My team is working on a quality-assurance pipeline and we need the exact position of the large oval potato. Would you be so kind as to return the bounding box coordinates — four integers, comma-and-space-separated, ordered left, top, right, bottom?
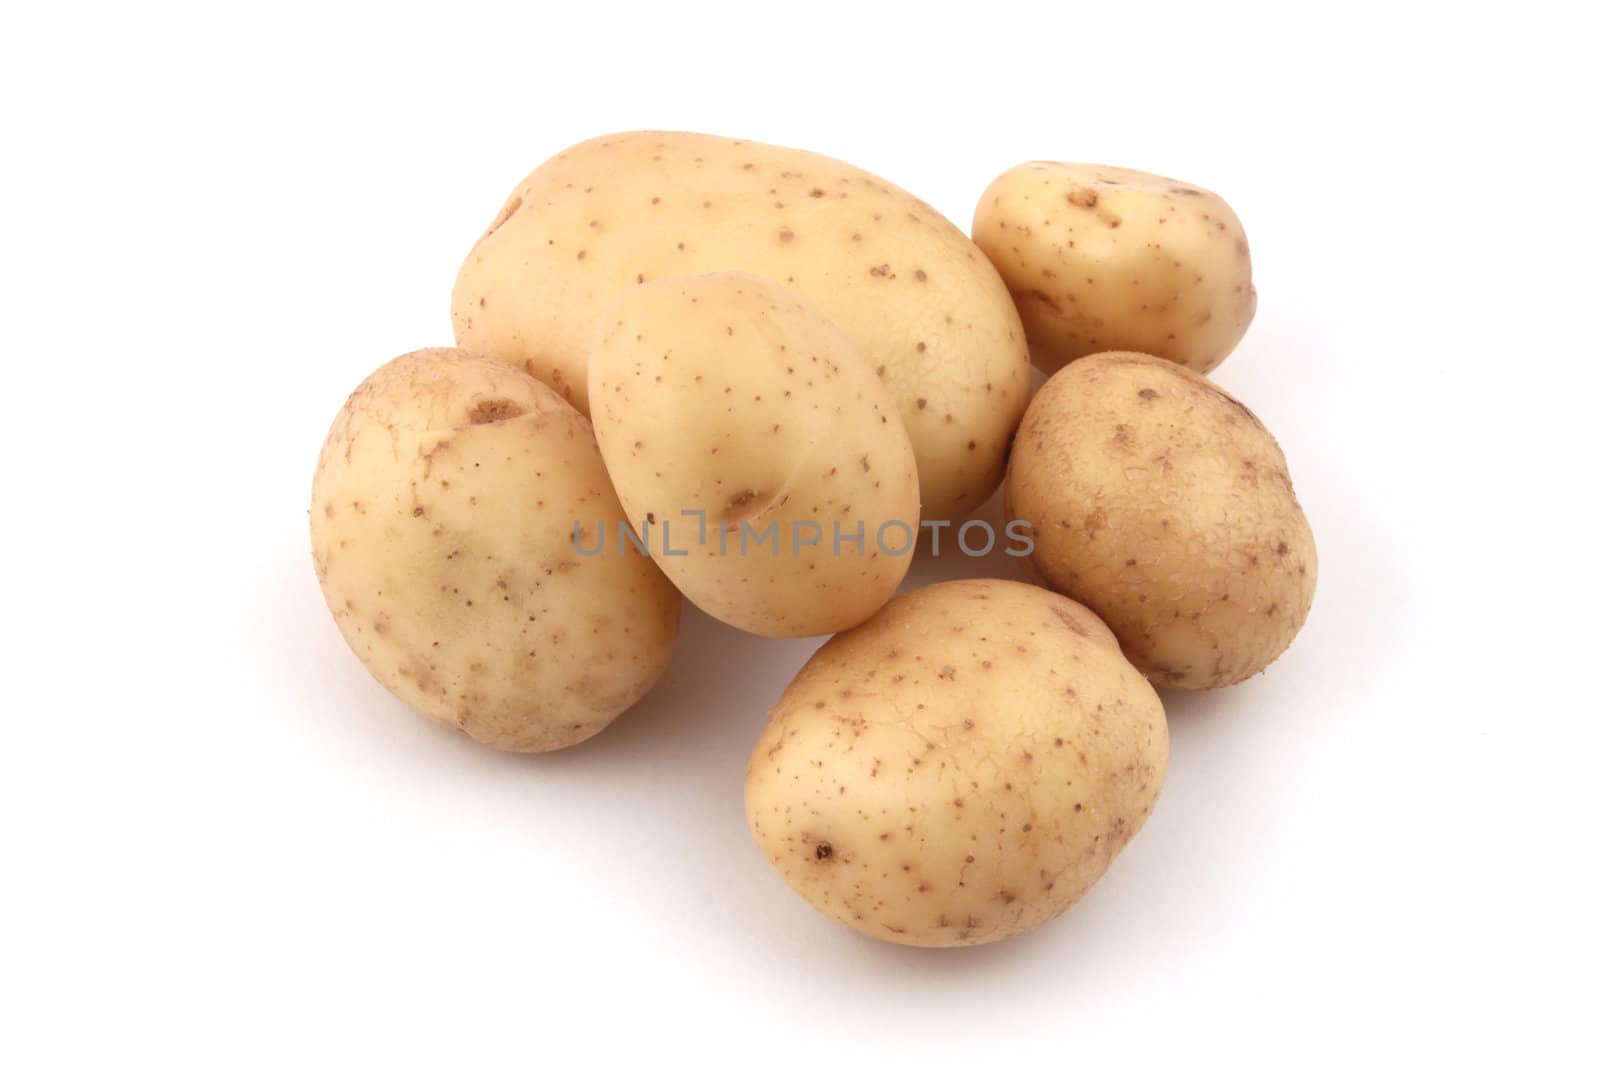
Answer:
452, 130, 1030, 520
745, 579, 1168, 947
590, 273, 919, 638
1006, 351, 1316, 689
973, 162, 1256, 375
310, 348, 680, 752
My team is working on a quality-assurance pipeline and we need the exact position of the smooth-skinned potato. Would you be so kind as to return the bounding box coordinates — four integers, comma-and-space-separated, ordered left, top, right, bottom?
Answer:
589, 273, 918, 638
745, 579, 1168, 947
1006, 351, 1316, 689
974, 162, 1256, 375
452, 130, 1030, 520
310, 348, 680, 752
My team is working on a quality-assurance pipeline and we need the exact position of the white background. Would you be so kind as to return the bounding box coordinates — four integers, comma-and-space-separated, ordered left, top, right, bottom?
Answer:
4, 2, 1595, 1062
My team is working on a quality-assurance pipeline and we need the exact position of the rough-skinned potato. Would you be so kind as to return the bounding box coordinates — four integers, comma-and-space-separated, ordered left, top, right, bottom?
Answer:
745, 579, 1168, 947
310, 348, 680, 751
973, 162, 1256, 375
1006, 351, 1315, 689
589, 273, 919, 637
452, 130, 1030, 520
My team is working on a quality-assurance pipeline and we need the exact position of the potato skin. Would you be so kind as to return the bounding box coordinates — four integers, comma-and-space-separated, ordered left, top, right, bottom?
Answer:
1005, 352, 1316, 690
973, 162, 1256, 375
310, 349, 679, 752
589, 273, 918, 638
745, 579, 1167, 947
452, 130, 1030, 520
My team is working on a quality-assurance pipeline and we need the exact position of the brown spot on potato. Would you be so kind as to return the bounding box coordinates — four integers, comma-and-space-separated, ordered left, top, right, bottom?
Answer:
1023, 288, 1063, 315
469, 398, 526, 424
722, 487, 775, 522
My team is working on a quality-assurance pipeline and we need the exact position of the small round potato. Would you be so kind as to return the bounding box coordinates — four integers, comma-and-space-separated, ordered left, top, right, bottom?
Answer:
1006, 352, 1316, 689
745, 579, 1168, 947
310, 348, 680, 752
452, 130, 1030, 520
589, 273, 919, 637
973, 162, 1256, 375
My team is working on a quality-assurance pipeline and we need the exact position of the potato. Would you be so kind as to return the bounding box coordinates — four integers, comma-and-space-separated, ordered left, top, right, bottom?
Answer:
452, 130, 1030, 520
745, 579, 1167, 947
589, 273, 919, 638
310, 348, 680, 752
973, 162, 1256, 375
1005, 352, 1315, 689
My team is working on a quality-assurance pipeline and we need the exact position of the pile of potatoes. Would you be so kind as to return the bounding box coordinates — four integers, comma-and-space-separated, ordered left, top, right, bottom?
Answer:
311, 132, 1316, 948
